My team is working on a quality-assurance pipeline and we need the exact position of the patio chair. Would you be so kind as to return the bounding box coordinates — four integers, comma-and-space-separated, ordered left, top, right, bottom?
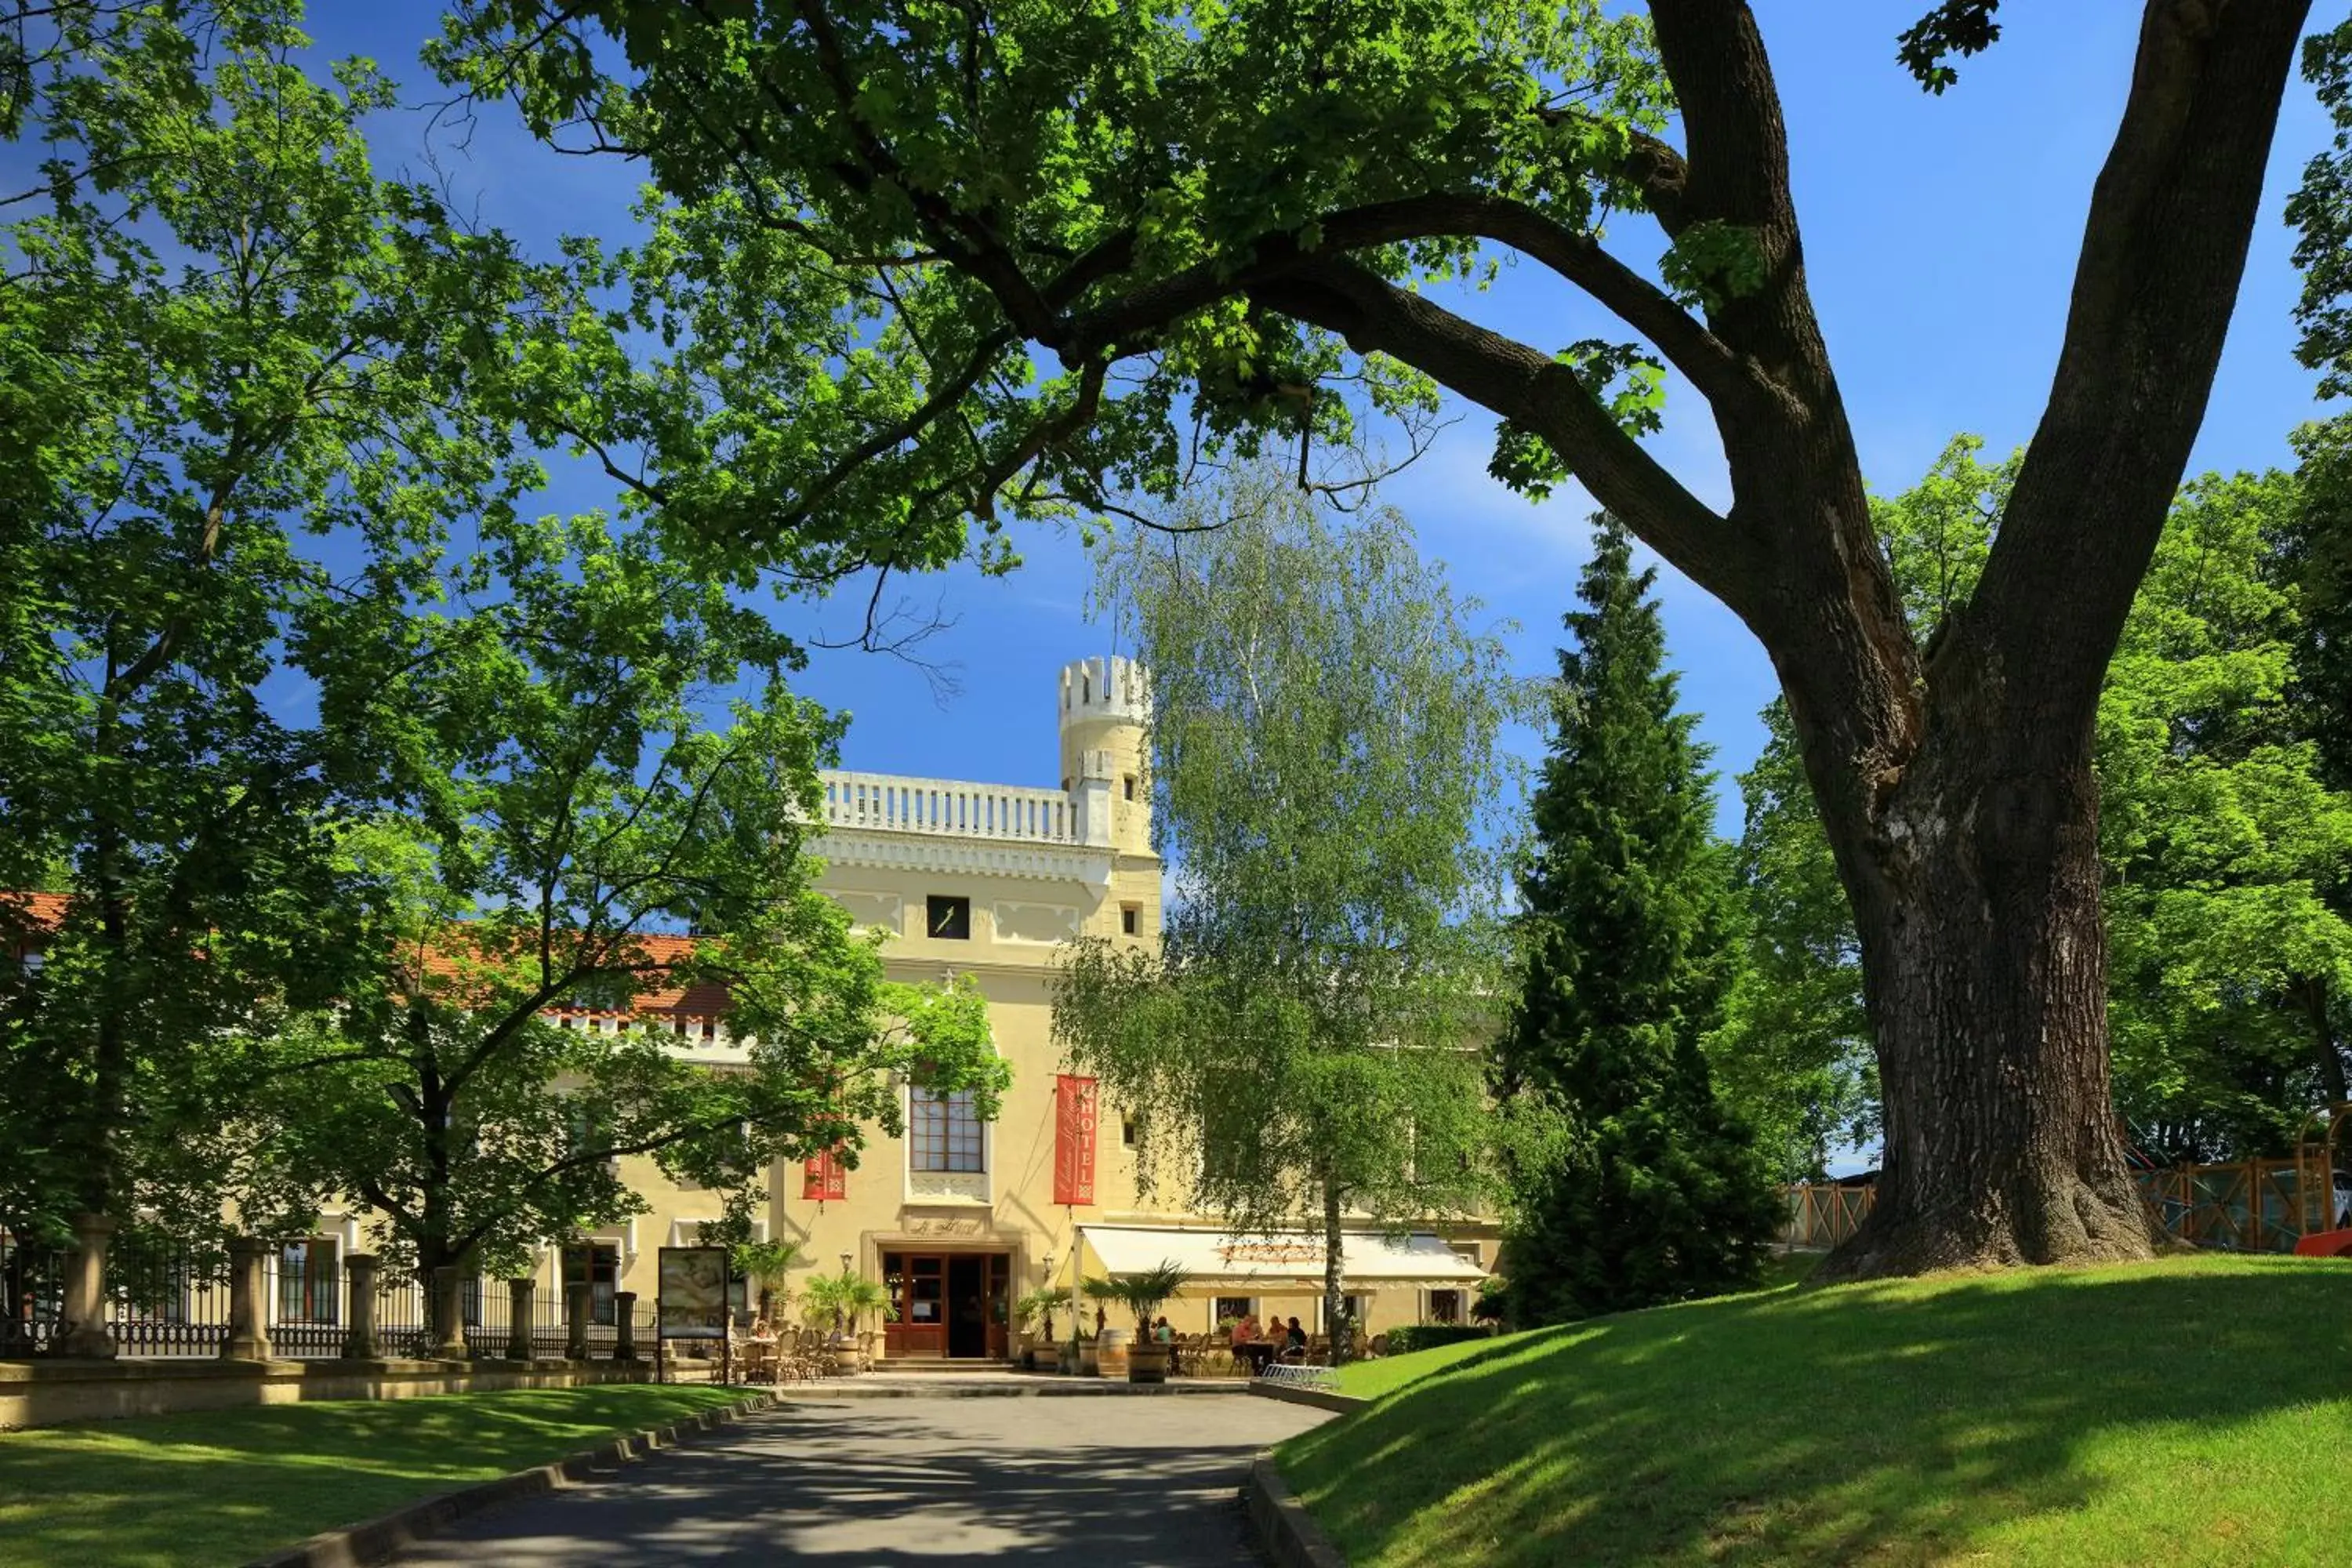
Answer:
792, 1326, 834, 1378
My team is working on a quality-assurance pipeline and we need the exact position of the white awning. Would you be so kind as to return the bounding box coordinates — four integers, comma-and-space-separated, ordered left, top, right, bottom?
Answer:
1077, 1224, 1486, 1290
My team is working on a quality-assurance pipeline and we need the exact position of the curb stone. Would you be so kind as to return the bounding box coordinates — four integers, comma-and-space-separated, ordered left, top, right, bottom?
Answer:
242, 1388, 779, 1568
775, 1379, 1254, 1399
1247, 1380, 1367, 1415
1244, 1453, 1349, 1568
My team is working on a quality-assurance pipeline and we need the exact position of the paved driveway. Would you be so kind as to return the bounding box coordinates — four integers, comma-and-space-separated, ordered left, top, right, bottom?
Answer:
393, 1392, 1331, 1566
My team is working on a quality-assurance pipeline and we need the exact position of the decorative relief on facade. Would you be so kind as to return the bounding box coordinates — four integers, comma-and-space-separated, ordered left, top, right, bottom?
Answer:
813, 828, 1115, 888
902, 1216, 989, 1237
906, 1169, 990, 1204
833, 890, 902, 935
991, 899, 1080, 945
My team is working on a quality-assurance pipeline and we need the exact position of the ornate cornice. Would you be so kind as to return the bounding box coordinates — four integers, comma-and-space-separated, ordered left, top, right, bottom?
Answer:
814, 826, 1113, 888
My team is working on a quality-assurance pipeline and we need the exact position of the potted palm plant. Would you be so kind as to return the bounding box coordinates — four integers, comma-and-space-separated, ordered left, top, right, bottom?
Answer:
732, 1239, 806, 1324
1089, 1261, 1191, 1385
1012, 1287, 1062, 1370
801, 1269, 887, 1371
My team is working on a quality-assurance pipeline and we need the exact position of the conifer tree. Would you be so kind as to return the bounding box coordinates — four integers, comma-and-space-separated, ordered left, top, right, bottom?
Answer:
1500, 517, 1780, 1322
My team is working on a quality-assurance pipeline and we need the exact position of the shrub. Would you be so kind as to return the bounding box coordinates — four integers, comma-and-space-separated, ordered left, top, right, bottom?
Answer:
1383, 1323, 1493, 1356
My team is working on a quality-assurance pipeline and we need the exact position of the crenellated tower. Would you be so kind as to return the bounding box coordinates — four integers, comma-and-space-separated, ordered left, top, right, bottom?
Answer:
1057, 655, 1152, 858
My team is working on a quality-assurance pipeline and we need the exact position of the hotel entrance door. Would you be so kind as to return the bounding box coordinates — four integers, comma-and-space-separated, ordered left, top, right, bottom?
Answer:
883, 1250, 1011, 1359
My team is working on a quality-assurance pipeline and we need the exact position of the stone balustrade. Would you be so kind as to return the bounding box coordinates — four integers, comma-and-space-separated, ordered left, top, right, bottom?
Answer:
818, 771, 1092, 847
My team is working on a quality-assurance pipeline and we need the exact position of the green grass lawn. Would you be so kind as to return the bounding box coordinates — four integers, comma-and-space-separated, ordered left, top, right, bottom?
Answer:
0, 1382, 748, 1568
1338, 1251, 1824, 1403
1283, 1253, 2352, 1566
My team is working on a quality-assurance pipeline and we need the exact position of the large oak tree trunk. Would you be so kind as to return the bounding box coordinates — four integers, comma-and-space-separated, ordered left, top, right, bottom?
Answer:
1814, 706, 2151, 1278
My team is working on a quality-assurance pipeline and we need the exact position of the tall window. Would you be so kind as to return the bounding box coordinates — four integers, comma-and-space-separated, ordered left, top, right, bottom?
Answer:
912, 1089, 985, 1172
563, 1243, 620, 1326
277, 1239, 337, 1324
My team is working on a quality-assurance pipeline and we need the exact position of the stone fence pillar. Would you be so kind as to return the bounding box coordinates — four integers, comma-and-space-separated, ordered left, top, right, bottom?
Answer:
56, 1213, 118, 1359
612, 1291, 641, 1363
565, 1280, 593, 1361
506, 1278, 536, 1362
339, 1253, 380, 1360
428, 1265, 469, 1361
221, 1237, 273, 1361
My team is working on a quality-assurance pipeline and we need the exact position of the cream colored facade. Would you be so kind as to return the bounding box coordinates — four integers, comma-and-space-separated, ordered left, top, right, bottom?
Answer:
344, 655, 1492, 1358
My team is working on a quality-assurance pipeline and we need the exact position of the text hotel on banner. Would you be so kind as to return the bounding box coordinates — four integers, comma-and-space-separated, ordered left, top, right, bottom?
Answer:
804, 1147, 847, 1202
1054, 1074, 1098, 1206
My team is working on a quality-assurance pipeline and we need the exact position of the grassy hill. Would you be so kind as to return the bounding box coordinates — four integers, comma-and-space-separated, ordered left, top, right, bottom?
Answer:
1277, 1254, 2352, 1566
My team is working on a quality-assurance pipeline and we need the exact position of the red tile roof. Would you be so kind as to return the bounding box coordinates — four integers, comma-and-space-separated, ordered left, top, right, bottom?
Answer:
0, 891, 69, 930
5, 891, 731, 1023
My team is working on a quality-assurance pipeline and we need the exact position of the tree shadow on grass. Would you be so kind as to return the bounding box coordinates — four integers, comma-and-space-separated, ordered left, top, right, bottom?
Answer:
0, 1384, 744, 1568
1279, 1257, 2352, 1567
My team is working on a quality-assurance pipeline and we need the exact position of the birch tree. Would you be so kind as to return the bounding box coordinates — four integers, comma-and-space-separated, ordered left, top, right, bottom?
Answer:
1052, 464, 1511, 1360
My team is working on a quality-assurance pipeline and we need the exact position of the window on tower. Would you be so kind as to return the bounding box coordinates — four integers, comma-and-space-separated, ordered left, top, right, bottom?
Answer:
1120, 904, 1139, 935
1122, 775, 1137, 800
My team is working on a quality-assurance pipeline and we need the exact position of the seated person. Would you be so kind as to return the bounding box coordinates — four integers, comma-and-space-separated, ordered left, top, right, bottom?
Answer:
1280, 1316, 1308, 1361
1231, 1312, 1274, 1373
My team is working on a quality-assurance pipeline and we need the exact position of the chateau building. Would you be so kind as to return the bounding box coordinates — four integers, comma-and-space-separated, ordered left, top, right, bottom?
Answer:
266, 656, 1494, 1359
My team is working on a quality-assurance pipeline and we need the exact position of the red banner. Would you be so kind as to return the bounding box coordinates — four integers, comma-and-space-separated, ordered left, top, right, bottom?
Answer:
1054, 1074, 1098, 1206
803, 1146, 847, 1202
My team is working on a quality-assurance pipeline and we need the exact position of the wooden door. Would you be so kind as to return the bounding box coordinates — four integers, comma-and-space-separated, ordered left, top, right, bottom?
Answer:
882, 1252, 946, 1358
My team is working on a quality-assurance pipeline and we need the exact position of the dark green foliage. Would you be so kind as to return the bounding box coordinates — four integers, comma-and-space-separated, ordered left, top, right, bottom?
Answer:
1708, 701, 1878, 1181
1381, 1323, 1493, 1356
1499, 517, 1780, 1323
2287, 420, 2352, 797
1897, 2, 2003, 93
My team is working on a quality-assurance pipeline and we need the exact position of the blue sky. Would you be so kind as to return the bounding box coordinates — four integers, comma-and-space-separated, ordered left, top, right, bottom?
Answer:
301, 2, 2336, 833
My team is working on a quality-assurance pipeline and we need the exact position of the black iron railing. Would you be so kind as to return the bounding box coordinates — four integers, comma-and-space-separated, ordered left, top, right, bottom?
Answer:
2, 1231, 661, 1361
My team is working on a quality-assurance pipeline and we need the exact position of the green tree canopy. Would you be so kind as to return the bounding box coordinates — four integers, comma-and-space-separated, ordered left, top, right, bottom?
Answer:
1708, 701, 1878, 1183
0, 0, 559, 1242
1726, 439, 2352, 1167
1052, 463, 1513, 1359
220, 513, 1002, 1292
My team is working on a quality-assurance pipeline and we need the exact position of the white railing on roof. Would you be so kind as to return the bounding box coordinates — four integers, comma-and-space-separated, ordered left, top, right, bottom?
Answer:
818, 771, 1080, 845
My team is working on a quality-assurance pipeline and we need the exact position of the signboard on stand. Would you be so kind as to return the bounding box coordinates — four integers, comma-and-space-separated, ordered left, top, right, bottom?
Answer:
656, 1244, 731, 1385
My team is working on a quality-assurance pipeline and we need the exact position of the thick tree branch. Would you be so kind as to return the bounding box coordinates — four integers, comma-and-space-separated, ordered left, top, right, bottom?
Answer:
1248, 258, 1757, 612
1973, 0, 2310, 720
1054, 194, 1746, 407
1320, 194, 1747, 405
1646, 2, 1801, 248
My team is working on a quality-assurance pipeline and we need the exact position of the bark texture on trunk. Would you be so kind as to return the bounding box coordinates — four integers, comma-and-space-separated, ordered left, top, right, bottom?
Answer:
2306, 978, 2348, 1109
1321, 1184, 1350, 1365
1813, 714, 2149, 1278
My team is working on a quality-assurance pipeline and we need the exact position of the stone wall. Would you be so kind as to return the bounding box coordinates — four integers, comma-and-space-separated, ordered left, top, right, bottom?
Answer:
0, 1356, 652, 1431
